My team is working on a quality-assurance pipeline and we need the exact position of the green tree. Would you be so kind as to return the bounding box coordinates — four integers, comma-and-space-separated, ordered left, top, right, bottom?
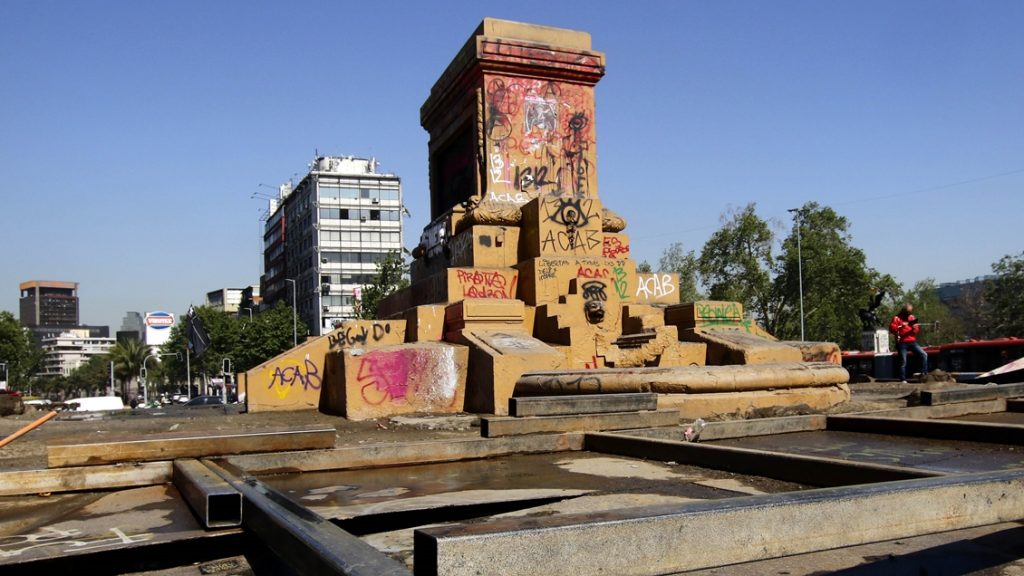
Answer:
775, 202, 879, 348
158, 303, 307, 391
110, 338, 149, 400
358, 251, 409, 319
699, 204, 778, 325
159, 306, 240, 390
657, 242, 702, 304
235, 302, 309, 371
988, 251, 1024, 337
65, 355, 113, 398
0, 311, 42, 392
636, 260, 652, 273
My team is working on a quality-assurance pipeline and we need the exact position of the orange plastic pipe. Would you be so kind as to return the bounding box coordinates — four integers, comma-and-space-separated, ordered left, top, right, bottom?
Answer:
0, 410, 58, 448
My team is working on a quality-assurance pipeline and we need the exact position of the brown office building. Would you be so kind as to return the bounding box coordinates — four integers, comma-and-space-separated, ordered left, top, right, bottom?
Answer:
19, 280, 80, 327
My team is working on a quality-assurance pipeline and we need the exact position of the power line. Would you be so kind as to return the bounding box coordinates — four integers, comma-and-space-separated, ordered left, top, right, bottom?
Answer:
833, 167, 1024, 207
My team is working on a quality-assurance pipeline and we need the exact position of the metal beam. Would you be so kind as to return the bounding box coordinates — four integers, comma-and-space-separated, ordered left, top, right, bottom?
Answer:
414, 468, 1024, 576
0, 462, 171, 496
584, 432, 940, 486
827, 414, 1024, 445
204, 460, 411, 576
922, 382, 1024, 405
47, 425, 337, 467
481, 410, 678, 438
508, 393, 657, 417
173, 459, 242, 528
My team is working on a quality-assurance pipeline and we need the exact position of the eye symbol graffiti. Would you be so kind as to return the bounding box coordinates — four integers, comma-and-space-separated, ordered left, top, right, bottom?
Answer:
581, 280, 608, 302
568, 112, 588, 133
546, 198, 591, 227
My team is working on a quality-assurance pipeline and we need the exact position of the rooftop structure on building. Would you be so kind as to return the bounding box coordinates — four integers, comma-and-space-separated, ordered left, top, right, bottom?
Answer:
37, 328, 115, 378
206, 288, 244, 313
260, 155, 404, 335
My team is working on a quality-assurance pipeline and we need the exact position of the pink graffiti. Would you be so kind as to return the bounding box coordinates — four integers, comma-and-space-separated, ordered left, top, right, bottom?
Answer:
357, 350, 412, 405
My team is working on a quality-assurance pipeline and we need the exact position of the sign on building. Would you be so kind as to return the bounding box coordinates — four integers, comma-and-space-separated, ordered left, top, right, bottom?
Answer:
144, 311, 175, 346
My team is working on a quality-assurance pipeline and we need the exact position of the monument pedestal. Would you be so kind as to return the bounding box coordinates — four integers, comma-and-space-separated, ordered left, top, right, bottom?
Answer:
861, 329, 890, 354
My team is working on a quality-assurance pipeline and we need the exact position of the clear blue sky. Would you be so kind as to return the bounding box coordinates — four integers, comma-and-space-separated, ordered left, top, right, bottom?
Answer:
2, 1, 1022, 330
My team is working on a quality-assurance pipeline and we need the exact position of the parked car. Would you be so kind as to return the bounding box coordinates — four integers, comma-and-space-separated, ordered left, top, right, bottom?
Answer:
65, 396, 125, 412
22, 398, 52, 411
184, 395, 224, 407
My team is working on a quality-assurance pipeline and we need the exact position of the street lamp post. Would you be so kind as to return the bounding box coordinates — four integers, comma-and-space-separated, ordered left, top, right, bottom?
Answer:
285, 279, 297, 347
141, 352, 178, 407
787, 208, 806, 342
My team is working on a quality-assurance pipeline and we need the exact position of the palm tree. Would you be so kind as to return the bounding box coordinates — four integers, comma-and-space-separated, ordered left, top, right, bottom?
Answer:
110, 338, 149, 402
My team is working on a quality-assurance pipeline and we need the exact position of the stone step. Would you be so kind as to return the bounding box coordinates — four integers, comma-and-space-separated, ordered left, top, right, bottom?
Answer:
508, 393, 658, 417
481, 409, 678, 438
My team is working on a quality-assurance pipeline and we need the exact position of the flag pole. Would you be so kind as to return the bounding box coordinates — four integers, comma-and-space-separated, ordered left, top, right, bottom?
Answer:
186, 347, 191, 401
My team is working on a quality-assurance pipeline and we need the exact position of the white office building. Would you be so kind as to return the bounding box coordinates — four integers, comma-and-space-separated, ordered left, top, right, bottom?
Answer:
38, 329, 115, 377
261, 156, 404, 335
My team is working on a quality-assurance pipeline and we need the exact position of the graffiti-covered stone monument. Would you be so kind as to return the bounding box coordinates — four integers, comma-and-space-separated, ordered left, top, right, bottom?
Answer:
246, 18, 850, 420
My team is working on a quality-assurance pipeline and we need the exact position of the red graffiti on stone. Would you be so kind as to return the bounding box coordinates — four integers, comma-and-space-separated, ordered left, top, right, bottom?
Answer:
457, 270, 516, 299
576, 266, 610, 279
602, 236, 629, 258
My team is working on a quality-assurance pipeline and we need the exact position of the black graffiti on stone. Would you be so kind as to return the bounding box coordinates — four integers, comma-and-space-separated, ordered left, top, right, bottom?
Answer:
545, 198, 593, 228
541, 375, 602, 394
541, 229, 601, 253
581, 280, 608, 302
328, 323, 393, 348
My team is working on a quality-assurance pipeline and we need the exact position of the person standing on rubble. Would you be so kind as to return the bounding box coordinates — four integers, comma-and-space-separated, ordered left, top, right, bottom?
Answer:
889, 302, 928, 382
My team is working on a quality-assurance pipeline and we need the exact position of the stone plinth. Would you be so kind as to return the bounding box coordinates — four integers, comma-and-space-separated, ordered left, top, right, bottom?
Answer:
421, 18, 606, 219
320, 342, 468, 421
245, 320, 405, 413
462, 329, 564, 415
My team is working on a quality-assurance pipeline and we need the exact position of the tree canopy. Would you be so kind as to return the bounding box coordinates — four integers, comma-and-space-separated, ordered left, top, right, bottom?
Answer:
0, 311, 41, 392
157, 303, 307, 389
988, 251, 1024, 337
657, 242, 702, 304
697, 203, 778, 327
358, 250, 409, 319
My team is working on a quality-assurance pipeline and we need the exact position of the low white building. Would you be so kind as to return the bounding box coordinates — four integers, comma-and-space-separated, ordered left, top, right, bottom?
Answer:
38, 329, 115, 377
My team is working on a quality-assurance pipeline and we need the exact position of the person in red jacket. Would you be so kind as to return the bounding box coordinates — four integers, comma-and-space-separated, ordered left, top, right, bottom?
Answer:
889, 303, 929, 382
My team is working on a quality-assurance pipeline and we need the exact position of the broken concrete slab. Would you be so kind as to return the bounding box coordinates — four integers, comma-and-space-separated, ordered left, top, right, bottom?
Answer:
310, 488, 592, 521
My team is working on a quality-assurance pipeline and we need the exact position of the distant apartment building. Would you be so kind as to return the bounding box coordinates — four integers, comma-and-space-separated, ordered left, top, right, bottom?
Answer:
19, 280, 109, 343
937, 275, 997, 304
37, 329, 115, 377
117, 311, 145, 343
261, 156, 404, 335
206, 288, 244, 313
20, 280, 79, 327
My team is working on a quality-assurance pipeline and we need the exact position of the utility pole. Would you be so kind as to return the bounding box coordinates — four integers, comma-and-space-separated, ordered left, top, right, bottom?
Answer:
788, 208, 807, 342
285, 278, 297, 347
185, 347, 192, 401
